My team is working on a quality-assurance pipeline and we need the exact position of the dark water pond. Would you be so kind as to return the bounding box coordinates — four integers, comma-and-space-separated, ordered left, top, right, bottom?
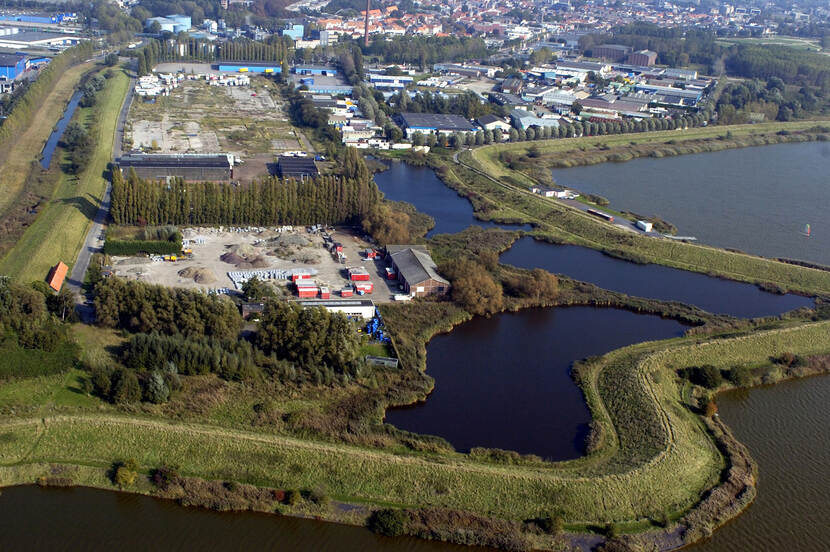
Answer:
552, 142, 830, 266
0, 485, 491, 552
501, 236, 814, 319
385, 306, 687, 460
40, 90, 83, 169
374, 162, 531, 237
692, 375, 830, 552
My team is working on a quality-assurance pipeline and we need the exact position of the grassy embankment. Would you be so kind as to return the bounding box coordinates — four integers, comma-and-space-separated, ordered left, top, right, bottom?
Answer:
1, 320, 830, 548
0, 62, 93, 216
449, 129, 830, 297
0, 67, 130, 283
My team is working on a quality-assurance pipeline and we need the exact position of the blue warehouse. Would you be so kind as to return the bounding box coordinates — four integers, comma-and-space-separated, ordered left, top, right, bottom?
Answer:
293, 65, 337, 76
0, 53, 26, 80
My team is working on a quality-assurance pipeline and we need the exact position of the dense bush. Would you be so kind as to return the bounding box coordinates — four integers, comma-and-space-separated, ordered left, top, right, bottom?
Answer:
368, 509, 408, 537
255, 300, 364, 376
103, 239, 182, 256
94, 277, 242, 340
678, 365, 724, 389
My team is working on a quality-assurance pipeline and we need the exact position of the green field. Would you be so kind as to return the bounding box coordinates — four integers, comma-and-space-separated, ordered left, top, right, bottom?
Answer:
0, 320, 828, 544
0, 68, 130, 283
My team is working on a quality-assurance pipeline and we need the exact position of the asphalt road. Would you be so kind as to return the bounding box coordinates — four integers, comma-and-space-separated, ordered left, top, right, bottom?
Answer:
66, 59, 135, 319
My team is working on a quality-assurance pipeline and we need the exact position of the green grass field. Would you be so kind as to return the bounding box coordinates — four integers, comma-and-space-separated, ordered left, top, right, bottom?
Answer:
0, 320, 828, 533
0, 68, 130, 283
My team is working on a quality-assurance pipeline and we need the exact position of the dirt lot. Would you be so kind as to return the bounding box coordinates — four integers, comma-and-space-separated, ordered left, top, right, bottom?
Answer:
125, 77, 301, 179
111, 226, 401, 302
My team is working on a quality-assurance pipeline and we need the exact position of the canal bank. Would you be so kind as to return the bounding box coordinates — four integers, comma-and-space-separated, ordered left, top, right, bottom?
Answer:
551, 141, 830, 267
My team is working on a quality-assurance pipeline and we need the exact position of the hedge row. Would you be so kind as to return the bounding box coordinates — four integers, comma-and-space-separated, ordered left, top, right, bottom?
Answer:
103, 239, 182, 256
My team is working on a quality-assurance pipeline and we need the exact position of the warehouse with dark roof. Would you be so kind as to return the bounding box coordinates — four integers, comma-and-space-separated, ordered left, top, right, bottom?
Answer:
387, 245, 449, 298
398, 112, 478, 138
118, 153, 234, 181
276, 156, 319, 180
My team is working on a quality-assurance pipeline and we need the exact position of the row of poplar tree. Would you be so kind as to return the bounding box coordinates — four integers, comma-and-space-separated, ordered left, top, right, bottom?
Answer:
110, 169, 381, 227
136, 37, 291, 76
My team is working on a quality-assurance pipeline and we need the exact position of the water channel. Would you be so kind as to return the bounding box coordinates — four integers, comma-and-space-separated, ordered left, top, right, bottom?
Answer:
551, 141, 830, 266
374, 162, 531, 236
40, 90, 83, 169
500, 237, 814, 319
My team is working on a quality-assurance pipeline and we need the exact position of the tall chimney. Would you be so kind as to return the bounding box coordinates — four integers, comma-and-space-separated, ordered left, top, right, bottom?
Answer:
364, 0, 370, 47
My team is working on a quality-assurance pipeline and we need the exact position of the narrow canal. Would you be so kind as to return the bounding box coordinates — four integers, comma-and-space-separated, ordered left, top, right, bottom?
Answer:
40, 90, 83, 169
374, 162, 531, 236
500, 237, 814, 319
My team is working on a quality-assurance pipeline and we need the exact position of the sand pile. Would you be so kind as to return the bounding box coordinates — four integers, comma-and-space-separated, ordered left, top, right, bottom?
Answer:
227, 243, 257, 257
220, 252, 245, 265
178, 267, 217, 284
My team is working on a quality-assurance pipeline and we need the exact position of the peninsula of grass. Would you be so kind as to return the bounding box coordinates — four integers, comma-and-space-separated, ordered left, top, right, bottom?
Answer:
440, 142, 830, 297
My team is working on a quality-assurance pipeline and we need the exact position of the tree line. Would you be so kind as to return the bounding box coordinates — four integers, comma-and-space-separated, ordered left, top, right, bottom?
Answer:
363, 36, 491, 71
110, 169, 380, 226
0, 42, 95, 161
136, 36, 291, 76
715, 77, 828, 123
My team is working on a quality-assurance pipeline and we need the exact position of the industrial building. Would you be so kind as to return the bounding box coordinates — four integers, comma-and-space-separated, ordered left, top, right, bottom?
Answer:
398, 112, 477, 138
627, 49, 657, 66
297, 299, 376, 319
276, 155, 319, 180
216, 61, 282, 73
0, 53, 25, 80
591, 44, 632, 62
145, 14, 192, 33
118, 153, 234, 181
293, 65, 337, 76
387, 245, 449, 298
0, 12, 75, 25
0, 30, 79, 49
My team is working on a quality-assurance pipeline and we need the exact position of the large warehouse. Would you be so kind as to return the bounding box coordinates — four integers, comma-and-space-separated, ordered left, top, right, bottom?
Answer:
0, 53, 26, 79
276, 155, 319, 180
118, 153, 234, 181
0, 30, 79, 49
216, 61, 282, 73
387, 245, 449, 298
398, 112, 478, 138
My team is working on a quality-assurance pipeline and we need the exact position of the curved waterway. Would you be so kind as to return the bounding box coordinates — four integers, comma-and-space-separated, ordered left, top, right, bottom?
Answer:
40, 90, 83, 169
385, 307, 687, 460
552, 141, 830, 266
501, 237, 814, 319
374, 162, 531, 236
0, 485, 491, 552
693, 375, 830, 552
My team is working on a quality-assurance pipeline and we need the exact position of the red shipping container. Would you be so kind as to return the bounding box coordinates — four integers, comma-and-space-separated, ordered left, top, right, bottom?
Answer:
385, 267, 396, 280
354, 282, 373, 293
291, 273, 311, 282
340, 287, 353, 297
320, 287, 330, 299
348, 268, 370, 281
298, 289, 317, 298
